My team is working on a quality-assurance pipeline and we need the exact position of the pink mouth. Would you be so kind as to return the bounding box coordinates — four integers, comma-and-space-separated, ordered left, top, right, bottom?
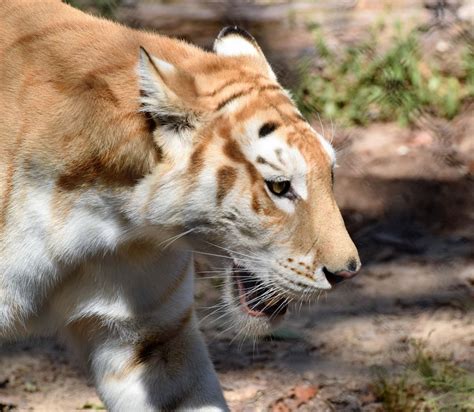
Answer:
233, 264, 288, 318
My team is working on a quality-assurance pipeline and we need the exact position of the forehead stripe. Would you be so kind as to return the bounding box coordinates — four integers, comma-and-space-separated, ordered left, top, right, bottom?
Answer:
202, 79, 241, 97
215, 88, 252, 111
202, 74, 266, 98
256, 155, 284, 173
215, 84, 281, 112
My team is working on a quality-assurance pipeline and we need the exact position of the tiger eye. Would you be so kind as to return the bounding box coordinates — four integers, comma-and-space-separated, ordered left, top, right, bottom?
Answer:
266, 180, 291, 196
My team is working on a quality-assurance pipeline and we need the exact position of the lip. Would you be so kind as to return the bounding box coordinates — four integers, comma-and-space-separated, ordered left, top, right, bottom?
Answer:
232, 264, 288, 318
323, 267, 346, 286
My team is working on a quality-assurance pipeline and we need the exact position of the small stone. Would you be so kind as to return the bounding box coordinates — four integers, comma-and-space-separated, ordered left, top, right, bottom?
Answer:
396, 145, 410, 156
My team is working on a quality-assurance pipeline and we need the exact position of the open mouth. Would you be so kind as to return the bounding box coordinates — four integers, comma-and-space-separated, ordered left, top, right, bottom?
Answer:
233, 264, 288, 318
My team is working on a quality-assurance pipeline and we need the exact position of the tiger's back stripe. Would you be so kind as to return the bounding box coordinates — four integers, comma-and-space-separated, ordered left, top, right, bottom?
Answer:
10, 21, 97, 50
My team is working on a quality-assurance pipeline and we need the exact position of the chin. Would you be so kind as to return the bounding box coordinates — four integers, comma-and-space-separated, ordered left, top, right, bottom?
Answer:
222, 264, 289, 338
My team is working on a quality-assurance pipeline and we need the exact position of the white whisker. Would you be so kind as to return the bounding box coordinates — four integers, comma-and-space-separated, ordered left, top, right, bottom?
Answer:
158, 228, 195, 250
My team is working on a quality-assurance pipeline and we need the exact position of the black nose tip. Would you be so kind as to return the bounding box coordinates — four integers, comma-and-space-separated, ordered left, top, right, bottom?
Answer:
323, 265, 360, 286
347, 258, 358, 273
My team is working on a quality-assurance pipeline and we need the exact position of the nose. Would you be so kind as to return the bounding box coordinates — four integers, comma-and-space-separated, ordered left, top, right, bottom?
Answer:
323, 261, 360, 286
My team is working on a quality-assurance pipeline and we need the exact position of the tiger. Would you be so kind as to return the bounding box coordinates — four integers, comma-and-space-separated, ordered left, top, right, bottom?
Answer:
0, 0, 361, 411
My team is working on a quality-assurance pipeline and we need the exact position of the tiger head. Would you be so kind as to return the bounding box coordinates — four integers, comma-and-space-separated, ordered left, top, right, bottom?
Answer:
136, 27, 360, 336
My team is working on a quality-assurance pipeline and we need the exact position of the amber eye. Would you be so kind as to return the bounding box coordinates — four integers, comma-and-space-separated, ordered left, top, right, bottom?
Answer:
266, 180, 291, 196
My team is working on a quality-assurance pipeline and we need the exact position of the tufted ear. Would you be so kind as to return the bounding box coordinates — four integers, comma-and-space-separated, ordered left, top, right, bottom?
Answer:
213, 26, 277, 81
138, 47, 199, 136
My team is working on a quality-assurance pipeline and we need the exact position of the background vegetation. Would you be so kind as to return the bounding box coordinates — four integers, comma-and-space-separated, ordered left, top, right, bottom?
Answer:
373, 341, 474, 411
297, 21, 474, 126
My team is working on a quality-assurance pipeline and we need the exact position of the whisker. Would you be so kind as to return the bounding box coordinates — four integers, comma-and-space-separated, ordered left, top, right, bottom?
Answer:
203, 241, 268, 263
190, 251, 236, 260
317, 111, 326, 139
191, 250, 271, 265
158, 228, 195, 250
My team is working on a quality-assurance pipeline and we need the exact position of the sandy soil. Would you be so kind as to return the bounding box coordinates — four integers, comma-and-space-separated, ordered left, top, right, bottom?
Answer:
1, 118, 473, 411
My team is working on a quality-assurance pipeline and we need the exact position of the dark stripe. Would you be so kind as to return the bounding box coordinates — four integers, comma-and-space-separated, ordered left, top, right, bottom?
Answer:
258, 84, 281, 93
134, 307, 193, 365
83, 73, 119, 107
10, 21, 96, 49
223, 139, 259, 183
215, 84, 280, 112
57, 154, 141, 190
216, 89, 252, 111
256, 156, 284, 172
201, 79, 241, 97
259, 122, 279, 138
216, 166, 238, 206
188, 140, 208, 176
251, 192, 261, 214
275, 148, 286, 166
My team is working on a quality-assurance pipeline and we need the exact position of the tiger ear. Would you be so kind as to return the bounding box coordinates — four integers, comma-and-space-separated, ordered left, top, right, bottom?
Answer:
138, 47, 198, 136
213, 26, 277, 81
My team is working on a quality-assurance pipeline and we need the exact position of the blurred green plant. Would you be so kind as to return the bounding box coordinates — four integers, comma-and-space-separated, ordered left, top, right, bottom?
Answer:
296, 23, 473, 127
371, 340, 474, 411
63, 0, 119, 17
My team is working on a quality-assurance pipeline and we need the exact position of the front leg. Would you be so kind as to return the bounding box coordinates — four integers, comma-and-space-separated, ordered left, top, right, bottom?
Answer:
65, 310, 228, 412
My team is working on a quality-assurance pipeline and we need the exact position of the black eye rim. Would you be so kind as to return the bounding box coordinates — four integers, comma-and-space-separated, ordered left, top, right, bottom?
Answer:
265, 179, 292, 197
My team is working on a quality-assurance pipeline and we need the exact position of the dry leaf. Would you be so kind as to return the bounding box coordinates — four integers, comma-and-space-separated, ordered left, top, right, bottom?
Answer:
292, 384, 318, 406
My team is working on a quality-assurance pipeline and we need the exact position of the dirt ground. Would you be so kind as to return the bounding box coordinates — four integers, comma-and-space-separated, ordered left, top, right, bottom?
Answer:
1, 116, 473, 411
